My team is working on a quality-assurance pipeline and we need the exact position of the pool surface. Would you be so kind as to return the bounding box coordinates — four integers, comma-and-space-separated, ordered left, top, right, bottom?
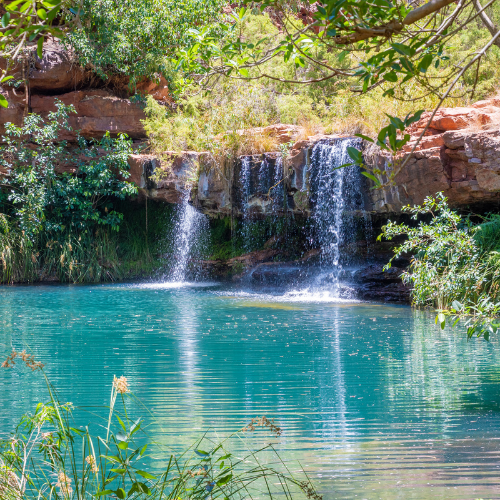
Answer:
1, 282, 499, 499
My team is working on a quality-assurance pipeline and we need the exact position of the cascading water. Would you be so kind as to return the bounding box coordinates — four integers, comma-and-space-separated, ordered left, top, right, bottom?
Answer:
270, 156, 285, 215
239, 157, 253, 252
309, 138, 366, 295
167, 189, 209, 283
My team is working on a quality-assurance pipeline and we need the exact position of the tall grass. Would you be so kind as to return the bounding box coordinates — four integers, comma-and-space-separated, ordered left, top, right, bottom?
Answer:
0, 351, 321, 500
0, 202, 176, 285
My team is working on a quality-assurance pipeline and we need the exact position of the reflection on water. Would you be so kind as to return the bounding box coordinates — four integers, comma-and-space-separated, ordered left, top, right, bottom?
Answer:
1, 284, 500, 499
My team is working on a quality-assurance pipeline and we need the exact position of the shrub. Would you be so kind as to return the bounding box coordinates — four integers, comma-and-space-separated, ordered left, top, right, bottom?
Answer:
65, 0, 224, 85
381, 193, 500, 340
0, 102, 146, 284
1, 101, 136, 237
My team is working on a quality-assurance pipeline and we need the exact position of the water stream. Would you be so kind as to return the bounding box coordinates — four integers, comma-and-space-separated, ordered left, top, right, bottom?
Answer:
239, 156, 254, 252
167, 189, 209, 282
309, 138, 366, 294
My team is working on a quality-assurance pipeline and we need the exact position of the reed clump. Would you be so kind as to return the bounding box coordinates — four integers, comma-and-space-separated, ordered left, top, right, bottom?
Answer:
0, 355, 322, 500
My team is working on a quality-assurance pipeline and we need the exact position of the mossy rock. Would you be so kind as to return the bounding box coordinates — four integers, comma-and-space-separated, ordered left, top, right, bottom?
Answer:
293, 191, 309, 211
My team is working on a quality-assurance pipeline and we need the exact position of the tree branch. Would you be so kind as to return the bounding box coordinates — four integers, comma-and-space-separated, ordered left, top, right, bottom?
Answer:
332, 0, 459, 45
472, 0, 500, 48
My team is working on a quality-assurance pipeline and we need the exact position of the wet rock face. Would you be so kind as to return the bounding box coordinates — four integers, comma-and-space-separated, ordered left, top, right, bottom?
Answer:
129, 152, 214, 204
369, 98, 500, 213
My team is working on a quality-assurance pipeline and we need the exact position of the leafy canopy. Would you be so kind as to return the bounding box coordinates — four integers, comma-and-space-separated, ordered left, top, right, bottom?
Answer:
65, 0, 224, 84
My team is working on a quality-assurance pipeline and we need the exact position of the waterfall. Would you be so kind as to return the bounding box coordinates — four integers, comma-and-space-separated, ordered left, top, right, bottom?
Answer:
309, 138, 366, 293
271, 156, 285, 215
239, 157, 253, 252
167, 189, 209, 283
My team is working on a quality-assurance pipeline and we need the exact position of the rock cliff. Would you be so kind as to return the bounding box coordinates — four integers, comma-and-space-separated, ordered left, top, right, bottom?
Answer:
370, 98, 500, 213
0, 38, 170, 140
3, 39, 500, 218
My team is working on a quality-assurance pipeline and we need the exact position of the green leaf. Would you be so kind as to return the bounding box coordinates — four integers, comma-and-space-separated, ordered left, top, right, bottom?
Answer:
37, 37, 44, 59
1, 76, 14, 83
117, 441, 128, 450
110, 468, 126, 474
418, 53, 433, 73
0, 95, 8, 108
347, 146, 362, 163
391, 43, 416, 57
37, 8, 47, 20
383, 71, 398, 83
95, 490, 113, 497
195, 449, 210, 457
115, 488, 126, 499
5, 0, 24, 12
451, 300, 463, 312
130, 418, 141, 435
355, 133, 374, 143
338, 50, 348, 62
137, 482, 151, 494
46, 5, 61, 22
1, 12, 10, 27
238, 67, 249, 77
135, 470, 157, 480
127, 483, 139, 496
115, 415, 127, 432
436, 313, 446, 329
361, 171, 380, 187
217, 473, 233, 486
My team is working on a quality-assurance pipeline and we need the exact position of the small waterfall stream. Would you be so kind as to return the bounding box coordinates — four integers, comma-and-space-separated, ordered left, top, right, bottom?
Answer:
167, 189, 209, 283
239, 157, 253, 252
309, 138, 366, 294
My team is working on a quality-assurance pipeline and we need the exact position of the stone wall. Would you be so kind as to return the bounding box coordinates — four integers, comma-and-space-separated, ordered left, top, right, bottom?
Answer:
369, 98, 500, 213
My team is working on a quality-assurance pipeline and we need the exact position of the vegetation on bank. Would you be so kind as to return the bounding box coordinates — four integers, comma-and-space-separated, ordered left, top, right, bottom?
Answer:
144, 5, 500, 162
0, 354, 321, 500
382, 193, 500, 340
0, 103, 151, 284
64, 0, 224, 86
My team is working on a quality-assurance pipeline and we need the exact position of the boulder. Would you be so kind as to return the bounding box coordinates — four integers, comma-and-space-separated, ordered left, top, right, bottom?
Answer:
30, 90, 146, 140
0, 38, 88, 93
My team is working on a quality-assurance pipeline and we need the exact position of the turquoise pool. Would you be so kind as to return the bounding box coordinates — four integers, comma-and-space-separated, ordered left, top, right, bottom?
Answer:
1, 282, 499, 499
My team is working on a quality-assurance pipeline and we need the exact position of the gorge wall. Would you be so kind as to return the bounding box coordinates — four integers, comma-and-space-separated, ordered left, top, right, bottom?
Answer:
3, 40, 500, 300
3, 38, 500, 218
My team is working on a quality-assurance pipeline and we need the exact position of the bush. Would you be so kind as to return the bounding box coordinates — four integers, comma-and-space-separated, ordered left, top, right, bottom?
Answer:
381, 193, 500, 340
0, 102, 147, 284
65, 0, 224, 85
1, 101, 136, 237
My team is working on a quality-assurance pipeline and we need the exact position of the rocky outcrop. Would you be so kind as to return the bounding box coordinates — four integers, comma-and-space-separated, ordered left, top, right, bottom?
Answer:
0, 38, 171, 140
369, 98, 500, 212
128, 152, 214, 204
30, 90, 147, 140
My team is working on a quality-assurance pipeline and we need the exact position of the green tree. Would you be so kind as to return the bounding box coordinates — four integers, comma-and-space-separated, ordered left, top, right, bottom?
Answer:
64, 0, 224, 85
174, 0, 500, 176
0, 101, 137, 237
